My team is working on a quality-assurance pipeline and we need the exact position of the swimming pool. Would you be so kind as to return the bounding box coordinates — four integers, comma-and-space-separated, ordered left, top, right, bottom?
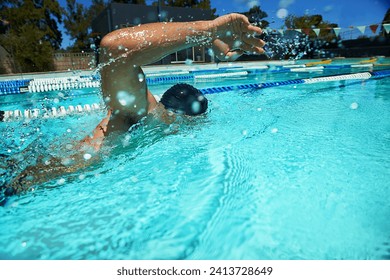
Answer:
1, 59, 390, 259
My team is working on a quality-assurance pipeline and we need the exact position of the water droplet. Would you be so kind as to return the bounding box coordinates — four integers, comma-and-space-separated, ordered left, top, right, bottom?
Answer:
242, 130, 248, 136
131, 176, 138, 183
276, 8, 288, 19
57, 178, 66, 185
21, 242, 27, 247
185, 59, 193, 65
117, 91, 136, 106
79, 174, 86, 180
191, 101, 201, 113
61, 158, 72, 166
233, 40, 242, 48
271, 128, 278, 133
83, 153, 92, 160
350, 102, 359, 110
137, 108, 146, 115
138, 73, 144, 82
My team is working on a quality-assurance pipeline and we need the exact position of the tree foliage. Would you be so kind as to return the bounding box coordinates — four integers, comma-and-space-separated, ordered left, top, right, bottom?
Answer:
284, 14, 338, 41
242, 5, 269, 29
63, 0, 109, 51
63, 0, 91, 51
0, 0, 62, 72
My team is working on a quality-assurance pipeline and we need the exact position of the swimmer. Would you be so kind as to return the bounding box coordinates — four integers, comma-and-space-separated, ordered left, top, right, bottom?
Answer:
1, 13, 265, 201
81, 13, 265, 149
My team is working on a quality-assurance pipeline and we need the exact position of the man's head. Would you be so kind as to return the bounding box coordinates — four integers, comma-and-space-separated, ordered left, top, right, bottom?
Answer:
160, 83, 208, 116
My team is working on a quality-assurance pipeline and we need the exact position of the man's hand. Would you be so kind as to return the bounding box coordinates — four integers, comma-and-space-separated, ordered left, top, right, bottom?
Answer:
211, 13, 265, 61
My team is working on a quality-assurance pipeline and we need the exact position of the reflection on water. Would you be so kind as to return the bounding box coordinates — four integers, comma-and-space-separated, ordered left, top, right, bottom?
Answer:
0, 75, 389, 259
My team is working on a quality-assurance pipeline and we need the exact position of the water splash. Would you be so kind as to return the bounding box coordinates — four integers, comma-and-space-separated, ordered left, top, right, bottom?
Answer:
260, 31, 334, 60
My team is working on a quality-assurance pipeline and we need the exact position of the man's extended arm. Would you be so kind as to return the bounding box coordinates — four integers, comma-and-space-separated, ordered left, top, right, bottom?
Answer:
98, 13, 265, 134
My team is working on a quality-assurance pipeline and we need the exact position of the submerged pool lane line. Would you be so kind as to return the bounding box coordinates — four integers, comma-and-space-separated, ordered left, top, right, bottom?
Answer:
1, 69, 390, 122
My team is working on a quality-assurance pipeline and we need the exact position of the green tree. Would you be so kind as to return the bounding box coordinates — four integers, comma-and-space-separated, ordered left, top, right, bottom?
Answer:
0, 0, 62, 72
63, 0, 91, 51
89, 0, 108, 19
64, 0, 155, 51
242, 5, 269, 29
284, 14, 338, 41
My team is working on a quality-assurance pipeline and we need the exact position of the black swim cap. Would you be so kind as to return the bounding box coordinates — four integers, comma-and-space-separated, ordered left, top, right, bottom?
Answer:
160, 83, 208, 116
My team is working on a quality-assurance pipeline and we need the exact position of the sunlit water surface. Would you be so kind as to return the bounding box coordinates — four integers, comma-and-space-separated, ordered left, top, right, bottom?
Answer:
1, 71, 389, 259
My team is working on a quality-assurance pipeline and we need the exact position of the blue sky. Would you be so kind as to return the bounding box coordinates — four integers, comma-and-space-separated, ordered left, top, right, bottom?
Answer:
58, 0, 389, 48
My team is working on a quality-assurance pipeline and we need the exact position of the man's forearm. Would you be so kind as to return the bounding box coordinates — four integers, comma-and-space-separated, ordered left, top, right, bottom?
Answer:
100, 20, 215, 66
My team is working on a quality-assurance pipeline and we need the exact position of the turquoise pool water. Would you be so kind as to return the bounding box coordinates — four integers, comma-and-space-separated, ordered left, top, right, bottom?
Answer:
0, 64, 390, 259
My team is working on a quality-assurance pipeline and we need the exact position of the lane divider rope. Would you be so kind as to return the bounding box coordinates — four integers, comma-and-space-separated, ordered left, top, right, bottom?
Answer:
200, 70, 390, 94
0, 62, 387, 95
1, 70, 389, 122
1, 103, 102, 122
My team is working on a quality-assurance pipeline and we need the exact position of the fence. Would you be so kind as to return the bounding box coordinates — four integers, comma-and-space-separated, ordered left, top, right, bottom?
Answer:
0, 52, 96, 74
53, 52, 96, 71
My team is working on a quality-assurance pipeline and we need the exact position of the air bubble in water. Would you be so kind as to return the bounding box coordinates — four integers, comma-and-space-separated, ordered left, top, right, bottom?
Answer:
271, 128, 278, 133
185, 59, 193, 65
138, 73, 144, 82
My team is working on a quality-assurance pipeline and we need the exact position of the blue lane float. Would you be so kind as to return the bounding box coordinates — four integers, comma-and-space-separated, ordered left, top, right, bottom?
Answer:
0, 79, 31, 95
199, 70, 390, 95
